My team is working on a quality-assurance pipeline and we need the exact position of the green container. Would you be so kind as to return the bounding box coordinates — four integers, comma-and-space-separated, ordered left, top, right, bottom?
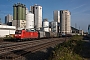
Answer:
17, 5, 22, 20
22, 6, 26, 20
13, 6, 17, 20
13, 3, 26, 20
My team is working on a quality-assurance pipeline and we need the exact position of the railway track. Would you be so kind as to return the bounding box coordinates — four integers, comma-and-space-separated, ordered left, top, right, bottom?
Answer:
0, 38, 66, 60
0, 39, 51, 54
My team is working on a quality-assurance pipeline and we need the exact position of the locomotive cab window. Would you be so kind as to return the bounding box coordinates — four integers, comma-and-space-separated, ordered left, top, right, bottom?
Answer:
15, 30, 22, 34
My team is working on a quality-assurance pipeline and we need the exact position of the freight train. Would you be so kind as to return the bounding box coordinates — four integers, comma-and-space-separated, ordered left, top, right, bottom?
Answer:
14, 28, 53, 40
14, 28, 72, 41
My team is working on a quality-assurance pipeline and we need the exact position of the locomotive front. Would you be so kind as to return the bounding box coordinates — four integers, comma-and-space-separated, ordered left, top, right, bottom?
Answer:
14, 30, 23, 39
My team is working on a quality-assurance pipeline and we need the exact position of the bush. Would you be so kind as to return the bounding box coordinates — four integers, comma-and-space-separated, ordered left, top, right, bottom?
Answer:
48, 35, 86, 60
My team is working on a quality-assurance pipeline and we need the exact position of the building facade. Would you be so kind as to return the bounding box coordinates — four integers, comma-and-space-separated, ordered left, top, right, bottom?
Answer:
12, 3, 26, 29
53, 11, 60, 33
53, 11, 60, 23
60, 10, 71, 35
0, 25, 16, 37
43, 19, 49, 32
30, 4, 42, 30
5, 14, 13, 26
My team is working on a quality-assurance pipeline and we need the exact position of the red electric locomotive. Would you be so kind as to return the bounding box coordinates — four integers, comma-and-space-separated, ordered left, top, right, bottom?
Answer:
14, 29, 39, 40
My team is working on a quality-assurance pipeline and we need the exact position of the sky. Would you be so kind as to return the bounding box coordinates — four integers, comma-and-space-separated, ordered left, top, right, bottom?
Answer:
0, 0, 90, 32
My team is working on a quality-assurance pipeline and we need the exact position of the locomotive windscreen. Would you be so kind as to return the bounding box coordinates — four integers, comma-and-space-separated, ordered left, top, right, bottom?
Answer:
15, 30, 22, 34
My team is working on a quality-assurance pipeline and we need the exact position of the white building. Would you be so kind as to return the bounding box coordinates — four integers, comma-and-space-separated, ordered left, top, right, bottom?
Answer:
53, 11, 60, 23
26, 13, 34, 29
43, 19, 49, 32
60, 10, 71, 35
79, 30, 83, 35
5, 14, 13, 26
0, 25, 16, 37
51, 21, 58, 32
30, 4, 42, 30
50, 21, 59, 37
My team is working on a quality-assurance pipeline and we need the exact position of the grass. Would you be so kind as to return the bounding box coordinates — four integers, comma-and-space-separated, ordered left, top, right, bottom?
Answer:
48, 35, 88, 60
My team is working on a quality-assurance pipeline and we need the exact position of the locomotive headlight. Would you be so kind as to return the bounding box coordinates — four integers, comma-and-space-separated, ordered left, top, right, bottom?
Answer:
15, 35, 17, 36
19, 35, 21, 36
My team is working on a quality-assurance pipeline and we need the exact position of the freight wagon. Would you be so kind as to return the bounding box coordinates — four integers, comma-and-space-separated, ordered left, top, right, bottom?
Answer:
38, 31, 50, 38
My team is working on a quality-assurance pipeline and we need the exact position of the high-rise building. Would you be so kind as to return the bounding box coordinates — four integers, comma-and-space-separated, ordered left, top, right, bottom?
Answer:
5, 14, 13, 26
30, 4, 42, 30
60, 10, 71, 35
53, 11, 60, 33
53, 11, 60, 23
12, 3, 26, 29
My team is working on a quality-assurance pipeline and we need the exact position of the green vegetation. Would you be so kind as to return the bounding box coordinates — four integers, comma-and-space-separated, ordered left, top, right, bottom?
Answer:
0, 35, 15, 41
48, 35, 89, 60
70, 35, 83, 40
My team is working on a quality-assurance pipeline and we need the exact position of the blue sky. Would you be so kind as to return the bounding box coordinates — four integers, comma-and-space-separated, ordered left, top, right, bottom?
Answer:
0, 0, 90, 32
